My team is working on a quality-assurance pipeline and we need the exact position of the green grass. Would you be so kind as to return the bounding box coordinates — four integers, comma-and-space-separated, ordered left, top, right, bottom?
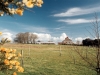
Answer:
1, 44, 97, 75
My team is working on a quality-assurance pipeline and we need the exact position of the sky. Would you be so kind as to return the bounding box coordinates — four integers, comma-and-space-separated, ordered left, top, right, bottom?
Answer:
1, 0, 100, 43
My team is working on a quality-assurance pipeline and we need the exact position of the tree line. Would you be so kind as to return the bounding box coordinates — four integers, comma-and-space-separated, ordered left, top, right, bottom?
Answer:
14, 32, 38, 44
82, 38, 100, 47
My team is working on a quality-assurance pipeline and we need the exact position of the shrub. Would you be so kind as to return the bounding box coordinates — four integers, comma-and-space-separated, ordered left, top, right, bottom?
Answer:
0, 32, 23, 75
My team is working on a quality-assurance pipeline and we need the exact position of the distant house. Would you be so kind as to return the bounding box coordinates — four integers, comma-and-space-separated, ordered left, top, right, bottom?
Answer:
41, 42, 55, 45
58, 37, 73, 45
36, 41, 55, 45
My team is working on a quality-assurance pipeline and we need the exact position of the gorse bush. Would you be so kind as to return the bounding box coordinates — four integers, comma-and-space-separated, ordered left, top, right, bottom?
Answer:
0, 32, 23, 75
0, 0, 43, 16
0, 0, 43, 74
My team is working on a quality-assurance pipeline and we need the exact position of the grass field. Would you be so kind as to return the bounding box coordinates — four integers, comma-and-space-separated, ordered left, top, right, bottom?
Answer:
0, 44, 97, 75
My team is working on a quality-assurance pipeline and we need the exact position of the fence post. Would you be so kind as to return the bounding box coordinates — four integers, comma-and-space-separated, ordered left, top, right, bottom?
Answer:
86, 48, 88, 58
21, 50, 24, 67
29, 46, 30, 57
59, 45, 62, 56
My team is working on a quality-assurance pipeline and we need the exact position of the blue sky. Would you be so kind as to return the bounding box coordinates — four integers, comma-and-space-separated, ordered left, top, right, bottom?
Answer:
1, 0, 100, 43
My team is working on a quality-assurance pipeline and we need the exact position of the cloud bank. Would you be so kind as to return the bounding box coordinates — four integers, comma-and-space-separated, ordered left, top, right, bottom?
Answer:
75, 36, 90, 44
57, 19, 94, 24
53, 6, 100, 17
0, 29, 16, 43
53, 5, 100, 24
0, 30, 91, 44
0, 32, 13, 41
33, 32, 67, 43
58, 19, 92, 24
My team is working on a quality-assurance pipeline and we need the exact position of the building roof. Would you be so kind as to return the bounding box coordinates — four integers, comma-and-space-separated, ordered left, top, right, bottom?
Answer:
64, 37, 72, 41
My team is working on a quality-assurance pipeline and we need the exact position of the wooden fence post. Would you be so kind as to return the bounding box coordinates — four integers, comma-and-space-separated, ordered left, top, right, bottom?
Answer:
59, 46, 62, 56
29, 46, 30, 57
86, 49, 88, 58
21, 50, 24, 67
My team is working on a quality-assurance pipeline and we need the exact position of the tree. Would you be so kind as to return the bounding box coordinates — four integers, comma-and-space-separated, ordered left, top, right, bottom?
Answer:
92, 13, 100, 75
24, 32, 30, 44
75, 13, 100, 75
0, 1, 43, 75
14, 33, 24, 43
29, 33, 38, 44
14, 32, 38, 44
0, 0, 43, 16
0, 32, 24, 75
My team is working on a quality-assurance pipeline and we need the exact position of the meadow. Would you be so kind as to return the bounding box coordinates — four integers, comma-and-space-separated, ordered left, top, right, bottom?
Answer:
0, 44, 97, 75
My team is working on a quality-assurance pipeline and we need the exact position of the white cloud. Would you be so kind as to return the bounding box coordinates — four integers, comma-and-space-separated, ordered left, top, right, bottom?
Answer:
75, 37, 90, 44
58, 18, 100, 24
59, 33, 67, 41
23, 25, 51, 33
1, 32, 13, 40
0, 29, 71, 44
0, 29, 16, 42
53, 6, 100, 17
33, 32, 68, 43
75, 37, 83, 42
0, 21, 51, 34
75, 37, 83, 44
33, 33, 52, 41
25, 27, 48, 33
58, 19, 92, 24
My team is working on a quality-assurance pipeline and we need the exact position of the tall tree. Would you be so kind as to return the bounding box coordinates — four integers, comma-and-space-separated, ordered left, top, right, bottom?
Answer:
14, 33, 24, 43
24, 32, 30, 44
29, 33, 38, 44
14, 32, 38, 44
75, 13, 100, 75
